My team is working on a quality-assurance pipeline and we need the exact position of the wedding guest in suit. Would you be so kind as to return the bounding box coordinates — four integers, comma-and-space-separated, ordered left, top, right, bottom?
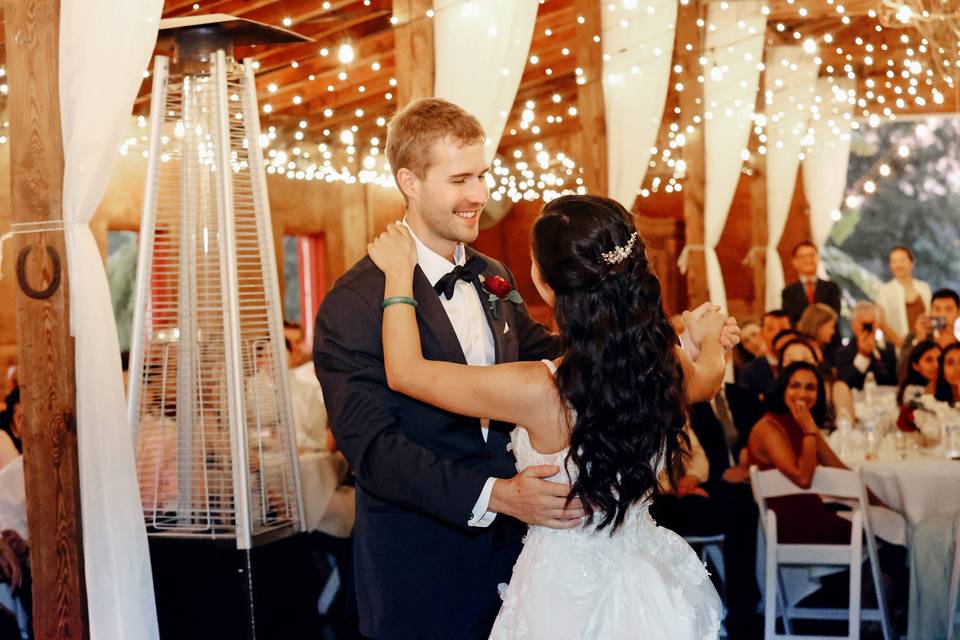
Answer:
733, 320, 764, 383
737, 312, 793, 399
781, 241, 841, 325
875, 246, 931, 349
898, 288, 960, 375
834, 301, 899, 389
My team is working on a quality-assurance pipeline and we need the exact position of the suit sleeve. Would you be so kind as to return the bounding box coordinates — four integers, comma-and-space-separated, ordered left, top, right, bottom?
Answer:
314, 284, 489, 529
827, 282, 842, 315
499, 264, 562, 361
782, 286, 801, 325
837, 357, 867, 390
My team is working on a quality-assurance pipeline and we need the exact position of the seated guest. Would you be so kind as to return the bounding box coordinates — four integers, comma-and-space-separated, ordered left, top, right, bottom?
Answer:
875, 246, 931, 349
0, 433, 16, 473
283, 321, 312, 368
797, 302, 839, 368
896, 340, 941, 432
0, 389, 20, 454
0, 532, 28, 640
653, 403, 762, 638
285, 337, 331, 453
739, 328, 799, 401
797, 303, 839, 367
651, 424, 713, 536
896, 340, 940, 407
935, 342, 960, 405
898, 288, 960, 374
779, 337, 855, 427
733, 320, 764, 383
745, 362, 853, 544
781, 241, 842, 325
834, 301, 899, 389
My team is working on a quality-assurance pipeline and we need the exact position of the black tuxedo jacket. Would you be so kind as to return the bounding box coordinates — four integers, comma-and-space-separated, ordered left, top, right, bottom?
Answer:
834, 341, 899, 389
738, 356, 776, 400
314, 248, 559, 640
782, 279, 842, 325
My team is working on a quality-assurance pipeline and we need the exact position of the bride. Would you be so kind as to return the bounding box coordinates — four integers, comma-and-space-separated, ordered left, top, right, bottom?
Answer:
368, 194, 724, 639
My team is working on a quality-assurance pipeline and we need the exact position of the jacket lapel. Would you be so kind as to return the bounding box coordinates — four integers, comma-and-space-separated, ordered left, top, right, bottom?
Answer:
412, 266, 468, 365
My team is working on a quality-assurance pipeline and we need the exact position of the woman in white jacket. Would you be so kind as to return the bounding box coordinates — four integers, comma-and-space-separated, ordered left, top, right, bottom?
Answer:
875, 246, 931, 349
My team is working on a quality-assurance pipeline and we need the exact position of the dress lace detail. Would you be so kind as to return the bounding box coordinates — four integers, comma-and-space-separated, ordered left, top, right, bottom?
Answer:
489, 369, 722, 639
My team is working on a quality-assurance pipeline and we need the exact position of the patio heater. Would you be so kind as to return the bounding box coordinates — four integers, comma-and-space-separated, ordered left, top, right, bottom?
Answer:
126, 15, 315, 638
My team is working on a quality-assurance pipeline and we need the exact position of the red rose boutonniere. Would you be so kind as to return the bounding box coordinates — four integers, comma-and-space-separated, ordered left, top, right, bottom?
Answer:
481, 274, 524, 319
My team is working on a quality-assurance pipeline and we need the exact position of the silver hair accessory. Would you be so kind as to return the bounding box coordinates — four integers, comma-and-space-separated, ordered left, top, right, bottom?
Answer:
601, 232, 638, 265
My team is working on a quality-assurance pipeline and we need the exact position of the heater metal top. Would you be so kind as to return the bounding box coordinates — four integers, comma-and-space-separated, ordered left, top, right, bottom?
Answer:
158, 13, 314, 45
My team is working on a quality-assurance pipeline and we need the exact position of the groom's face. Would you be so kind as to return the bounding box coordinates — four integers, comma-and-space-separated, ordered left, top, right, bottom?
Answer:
406, 137, 489, 249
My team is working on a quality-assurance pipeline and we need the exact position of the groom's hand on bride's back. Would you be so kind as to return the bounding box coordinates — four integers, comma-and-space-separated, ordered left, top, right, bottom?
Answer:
488, 465, 584, 529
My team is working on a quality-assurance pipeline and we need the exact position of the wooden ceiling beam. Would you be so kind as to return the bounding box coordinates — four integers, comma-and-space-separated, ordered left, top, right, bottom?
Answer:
250, 2, 391, 71
262, 53, 395, 110
254, 30, 393, 95
767, 0, 876, 21
273, 72, 394, 117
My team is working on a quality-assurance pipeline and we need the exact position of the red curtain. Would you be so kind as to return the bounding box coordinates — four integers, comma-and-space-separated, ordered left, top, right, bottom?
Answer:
297, 234, 327, 346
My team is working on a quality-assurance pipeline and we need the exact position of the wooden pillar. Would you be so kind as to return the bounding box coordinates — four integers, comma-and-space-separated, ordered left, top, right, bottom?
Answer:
5, 0, 89, 638
748, 135, 768, 317
393, 0, 434, 108
573, 0, 607, 195
341, 170, 370, 267
676, 0, 709, 307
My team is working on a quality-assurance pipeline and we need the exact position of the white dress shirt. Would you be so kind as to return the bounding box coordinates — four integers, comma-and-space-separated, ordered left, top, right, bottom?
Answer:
404, 222, 499, 527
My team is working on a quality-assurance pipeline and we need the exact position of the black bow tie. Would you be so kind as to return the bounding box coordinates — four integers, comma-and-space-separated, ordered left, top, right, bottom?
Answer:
434, 256, 487, 300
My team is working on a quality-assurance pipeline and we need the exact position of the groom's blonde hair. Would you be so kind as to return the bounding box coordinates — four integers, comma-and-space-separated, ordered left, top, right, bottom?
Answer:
386, 98, 485, 194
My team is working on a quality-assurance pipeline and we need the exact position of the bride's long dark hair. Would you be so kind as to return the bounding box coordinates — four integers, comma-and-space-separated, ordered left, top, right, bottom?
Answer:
532, 194, 688, 532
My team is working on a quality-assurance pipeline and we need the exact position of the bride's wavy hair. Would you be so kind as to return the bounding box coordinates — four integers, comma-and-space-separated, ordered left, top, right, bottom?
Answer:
532, 194, 688, 533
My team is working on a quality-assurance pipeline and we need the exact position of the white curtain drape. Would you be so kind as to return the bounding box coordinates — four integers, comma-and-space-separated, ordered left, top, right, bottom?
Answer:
59, 1, 163, 638
602, 0, 678, 209
803, 77, 855, 253
433, 0, 539, 163
702, 0, 766, 309
763, 46, 819, 310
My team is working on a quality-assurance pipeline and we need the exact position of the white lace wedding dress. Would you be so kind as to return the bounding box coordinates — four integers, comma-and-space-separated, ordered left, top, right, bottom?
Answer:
489, 364, 722, 640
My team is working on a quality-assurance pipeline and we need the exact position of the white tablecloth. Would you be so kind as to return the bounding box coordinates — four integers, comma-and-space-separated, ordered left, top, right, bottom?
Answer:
298, 451, 354, 539
835, 442, 960, 528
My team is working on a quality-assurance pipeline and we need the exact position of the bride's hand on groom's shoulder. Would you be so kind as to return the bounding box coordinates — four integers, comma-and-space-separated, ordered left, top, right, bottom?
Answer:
368, 221, 417, 278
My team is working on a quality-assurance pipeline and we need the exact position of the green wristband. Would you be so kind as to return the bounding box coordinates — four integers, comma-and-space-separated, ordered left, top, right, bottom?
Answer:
381, 296, 418, 310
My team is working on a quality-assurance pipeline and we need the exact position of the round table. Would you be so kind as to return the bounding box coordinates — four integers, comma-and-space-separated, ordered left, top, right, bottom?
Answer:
837, 445, 960, 527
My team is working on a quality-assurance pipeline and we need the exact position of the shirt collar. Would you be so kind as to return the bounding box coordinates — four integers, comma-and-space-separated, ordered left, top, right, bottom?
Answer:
402, 217, 466, 287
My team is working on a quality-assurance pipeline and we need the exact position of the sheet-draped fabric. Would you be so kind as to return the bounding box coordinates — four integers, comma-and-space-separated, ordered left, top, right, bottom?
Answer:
59, 1, 163, 637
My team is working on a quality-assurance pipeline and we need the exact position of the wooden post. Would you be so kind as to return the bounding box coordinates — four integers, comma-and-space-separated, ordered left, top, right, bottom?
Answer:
748, 134, 768, 317
4, 0, 89, 638
676, 0, 709, 307
573, 0, 607, 195
393, 0, 434, 108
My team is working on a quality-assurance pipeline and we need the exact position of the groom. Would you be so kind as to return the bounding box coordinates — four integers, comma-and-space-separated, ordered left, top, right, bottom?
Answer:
314, 98, 575, 640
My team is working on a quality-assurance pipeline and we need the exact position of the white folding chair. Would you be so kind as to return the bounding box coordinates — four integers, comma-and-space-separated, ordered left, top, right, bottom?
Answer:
750, 466, 892, 640
685, 533, 727, 636
947, 513, 960, 640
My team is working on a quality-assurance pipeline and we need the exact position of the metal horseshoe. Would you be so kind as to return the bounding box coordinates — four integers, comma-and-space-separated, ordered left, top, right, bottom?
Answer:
16, 244, 62, 300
